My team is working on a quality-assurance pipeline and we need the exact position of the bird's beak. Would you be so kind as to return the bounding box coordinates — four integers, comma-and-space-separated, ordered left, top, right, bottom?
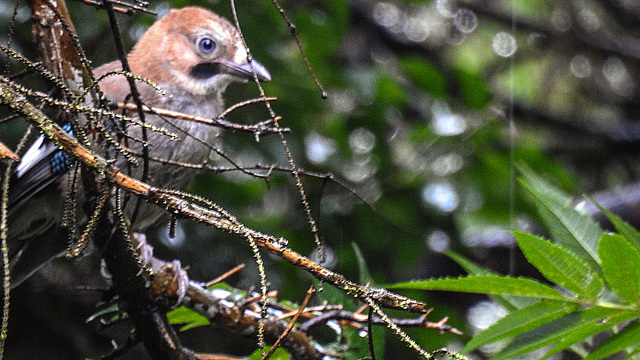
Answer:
216, 59, 271, 82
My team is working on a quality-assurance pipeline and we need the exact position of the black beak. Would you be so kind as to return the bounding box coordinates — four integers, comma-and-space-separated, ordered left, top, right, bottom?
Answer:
190, 59, 272, 82
216, 59, 271, 82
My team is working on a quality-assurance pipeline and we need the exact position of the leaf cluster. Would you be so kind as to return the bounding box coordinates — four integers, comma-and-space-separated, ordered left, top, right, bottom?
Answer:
392, 165, 640, 359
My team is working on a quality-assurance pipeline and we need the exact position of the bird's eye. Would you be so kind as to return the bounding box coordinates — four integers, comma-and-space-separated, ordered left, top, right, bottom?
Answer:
199, 38, 216, 53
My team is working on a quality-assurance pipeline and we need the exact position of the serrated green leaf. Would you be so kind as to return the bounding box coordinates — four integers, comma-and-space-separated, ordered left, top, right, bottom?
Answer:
390, 275, 567, 301
543, 307, 640, 358
445, 251, 535, 310
167, 305, 210, 332
590, 198, 640, 251
515, 231, 603, 299
517, 163, 573, 205
583, 320, 640, 360
493, 306, 637, 360
518, 164, 603, 267
599, 233, 640, 304
461, 300, 579, 353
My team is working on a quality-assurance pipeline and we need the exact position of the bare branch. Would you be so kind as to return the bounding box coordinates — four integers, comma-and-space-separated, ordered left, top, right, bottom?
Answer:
261, 286, 314, 360
116, 98, 288, 135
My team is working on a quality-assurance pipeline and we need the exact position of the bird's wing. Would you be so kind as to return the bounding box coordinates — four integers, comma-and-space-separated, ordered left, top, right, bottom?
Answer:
8, 123, 73, 209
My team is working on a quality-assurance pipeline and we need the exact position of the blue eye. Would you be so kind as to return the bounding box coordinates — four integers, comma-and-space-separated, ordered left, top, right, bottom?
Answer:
199, 38, 216, 53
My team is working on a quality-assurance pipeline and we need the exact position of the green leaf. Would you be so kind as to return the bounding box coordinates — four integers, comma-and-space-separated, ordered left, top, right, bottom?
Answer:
493, 306, 638, 360
390, 275, 567, 301
249, 346, 291, 360
86, 303, 121, 324
445, 251, 535, 310
445, 251, 495, 277
518, 163, 573, 205
590, 198, 640, 251
313, 277, 382, 360
346, 243, 386, 358
454, 68, 491, 109
583, 320, 640, 360
623, 344, 640, 360
518, 163, 603, 267
599, 233, 640, 304
461, 300, 579, 353
167, 305, 210, 332
543, 307, 640, 358
515, 231, 603, 299
352, 242, 373, 284
399, 55, 447, 98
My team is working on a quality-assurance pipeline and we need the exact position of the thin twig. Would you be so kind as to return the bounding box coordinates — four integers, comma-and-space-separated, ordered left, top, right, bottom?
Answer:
261, 286, 314, 360
0, 160, 13, 359
103, 0, 150, 224
218, 97, 279, 119
75, 0, 155, 14
0, 113, 34, 360
116, 98, 286, 135
205, 264, 246, 287
367, 306, 377, 360
267, 0, 327, 98
229, 0, 325, 265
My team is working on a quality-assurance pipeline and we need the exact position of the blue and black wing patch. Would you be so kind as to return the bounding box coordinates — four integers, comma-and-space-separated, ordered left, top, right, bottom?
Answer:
9, 123, 74, 208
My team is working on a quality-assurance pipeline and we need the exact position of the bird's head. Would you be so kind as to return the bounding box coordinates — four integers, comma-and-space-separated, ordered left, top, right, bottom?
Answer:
128, 7, 270, 98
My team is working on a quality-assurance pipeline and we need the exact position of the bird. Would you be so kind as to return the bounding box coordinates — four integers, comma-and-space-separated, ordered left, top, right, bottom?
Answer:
7, 6, 271, 287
